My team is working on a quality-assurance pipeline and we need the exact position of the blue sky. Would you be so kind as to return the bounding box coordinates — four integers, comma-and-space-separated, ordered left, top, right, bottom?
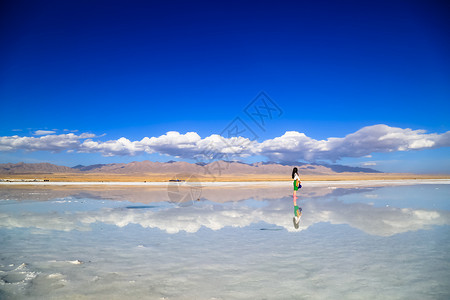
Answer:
1, 0, 449, 173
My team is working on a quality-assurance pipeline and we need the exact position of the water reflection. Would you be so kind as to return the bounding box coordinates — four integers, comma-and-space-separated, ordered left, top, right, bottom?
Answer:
1, 184, 449, 236
293, 205, 302, 229
293, 194, 302, 229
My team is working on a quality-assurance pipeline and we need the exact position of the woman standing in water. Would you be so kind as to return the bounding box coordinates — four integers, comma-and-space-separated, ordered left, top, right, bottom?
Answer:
292, 167, 301, 199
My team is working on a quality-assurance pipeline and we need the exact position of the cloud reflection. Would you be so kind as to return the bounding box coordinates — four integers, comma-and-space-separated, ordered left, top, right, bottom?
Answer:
1, 188, 449, 236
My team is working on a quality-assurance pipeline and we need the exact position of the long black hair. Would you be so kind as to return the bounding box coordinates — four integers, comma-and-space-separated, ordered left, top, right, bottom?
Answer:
292, 167, 298, 179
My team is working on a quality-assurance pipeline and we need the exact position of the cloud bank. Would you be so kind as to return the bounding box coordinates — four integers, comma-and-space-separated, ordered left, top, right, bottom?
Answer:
1, 125, 449, 162
0, 133, 96, 152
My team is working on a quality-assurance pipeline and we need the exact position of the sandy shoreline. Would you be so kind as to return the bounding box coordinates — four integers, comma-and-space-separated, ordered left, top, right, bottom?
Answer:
1, 178, 449, 188
0, 172, 449, 183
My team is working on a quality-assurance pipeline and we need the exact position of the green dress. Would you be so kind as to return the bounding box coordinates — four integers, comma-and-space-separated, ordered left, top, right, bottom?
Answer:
294, 205, 302, 216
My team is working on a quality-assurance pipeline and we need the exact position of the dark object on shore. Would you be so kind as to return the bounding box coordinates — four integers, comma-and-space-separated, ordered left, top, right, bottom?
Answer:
169, 179, 185, 182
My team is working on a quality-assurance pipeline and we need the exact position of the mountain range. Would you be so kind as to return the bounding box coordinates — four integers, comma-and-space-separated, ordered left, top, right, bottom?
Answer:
0, 161, 381, 175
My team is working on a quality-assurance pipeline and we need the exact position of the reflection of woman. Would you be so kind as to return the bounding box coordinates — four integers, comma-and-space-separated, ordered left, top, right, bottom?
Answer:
293, 204, 302, 229
292, 167, 301, 198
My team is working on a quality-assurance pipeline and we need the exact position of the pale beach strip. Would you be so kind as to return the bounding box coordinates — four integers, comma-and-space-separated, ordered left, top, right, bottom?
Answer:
1, 179, 449, 187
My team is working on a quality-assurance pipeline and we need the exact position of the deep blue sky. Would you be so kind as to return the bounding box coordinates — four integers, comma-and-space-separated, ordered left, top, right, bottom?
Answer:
1, 0, 449, 173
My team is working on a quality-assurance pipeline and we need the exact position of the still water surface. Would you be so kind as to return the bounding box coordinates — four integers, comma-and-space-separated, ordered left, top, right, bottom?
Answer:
1, 181, 449, 299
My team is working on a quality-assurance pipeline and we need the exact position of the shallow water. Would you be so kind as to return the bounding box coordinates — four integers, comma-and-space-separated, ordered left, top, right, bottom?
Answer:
1, 182, 449, 299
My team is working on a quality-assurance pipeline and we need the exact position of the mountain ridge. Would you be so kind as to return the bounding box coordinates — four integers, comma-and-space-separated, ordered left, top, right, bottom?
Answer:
0, 161, 381, 175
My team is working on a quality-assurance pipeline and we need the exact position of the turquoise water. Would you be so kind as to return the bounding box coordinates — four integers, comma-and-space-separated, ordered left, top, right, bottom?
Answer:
1, 183, 449, 299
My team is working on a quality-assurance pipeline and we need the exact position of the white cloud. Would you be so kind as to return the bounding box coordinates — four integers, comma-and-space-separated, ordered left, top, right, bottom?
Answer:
362, 162, 377, 166
78, 131, 256, 159
0, 133, 95, 152
79, 137, 144, 156
0, 124, 449, 162
33, 130, 56, 135
256, 124, 450, 162
141, 131, 202, 157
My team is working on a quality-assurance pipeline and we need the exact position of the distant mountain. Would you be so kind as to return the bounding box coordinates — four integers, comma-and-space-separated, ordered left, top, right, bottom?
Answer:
266, 161, 381, 173
72, 164, 108, 171
311, 163, 381, 173
0, 161, 382, 175
0, 162, 76, 174
78, 161, 206, 174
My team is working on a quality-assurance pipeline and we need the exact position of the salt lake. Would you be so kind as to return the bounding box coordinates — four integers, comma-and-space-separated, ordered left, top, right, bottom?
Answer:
1, 180, 449, 299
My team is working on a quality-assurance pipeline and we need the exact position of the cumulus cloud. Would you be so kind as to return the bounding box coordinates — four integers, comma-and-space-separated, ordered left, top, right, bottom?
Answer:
78, 131, 256, 158
0, 133, 95, 152
256, 124, 450, 162
79, 137, 145, 156
0, 124, 449, 162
